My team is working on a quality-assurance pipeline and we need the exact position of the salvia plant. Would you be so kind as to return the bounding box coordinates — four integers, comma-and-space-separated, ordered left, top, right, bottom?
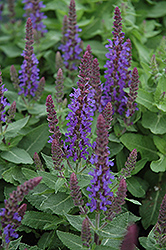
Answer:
0, 0, 166, 249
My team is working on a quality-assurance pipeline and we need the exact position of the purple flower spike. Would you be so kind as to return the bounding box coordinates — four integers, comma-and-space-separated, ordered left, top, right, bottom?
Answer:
120, 148, 137, 178
51, 139, 64, 171
33, 152, 44, 171
0, 177, 42, 243
46, 95, 61, 143
69, 172, 84, 206
154, 194, 166, 247
59, 0, 82, 71
0, 69, 10, 123
87, 114, 114, 212
105, 178, 127, 221
22, 0, 47, 37
19, 18, 40, 100
81, 218, 92, 248
125, 67, 139, 125
55, 68, 64, 103
103, 7, 132, 115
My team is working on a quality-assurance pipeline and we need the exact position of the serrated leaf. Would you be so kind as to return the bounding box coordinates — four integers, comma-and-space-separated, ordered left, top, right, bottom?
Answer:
3, 116, 29, 139
137, 89, 158, 112
132, 158, 148, 175
19, 243, 41, 250
0, 147, 33, 164
21, 211, 60, 230
2, 166, 26, 185
57, 230, 83, 250
65, 214, 84, 232
41, 153, 54, 171
142, 111, 166, 134
18, 124, 49, 157
22, 168, 38, 180
120, 133, 158, 161
8, 237, 22, 250
37, 170, 58, 190
55, 178, 66, 194
98, 213, 129, 248
37, 231, 55, 250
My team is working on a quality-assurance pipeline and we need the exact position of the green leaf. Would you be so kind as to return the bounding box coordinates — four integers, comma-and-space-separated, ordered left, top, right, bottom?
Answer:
98, 213, 129, 248
153, 135, 166, 154
57, 230, 83, 250
125, 198, 142, 206
37, 170, 58, 190
108, 142, 123, 157
126, 177, 145, 197
120, 133, 158, 161
65, 214, 84, 232
37, 231, 56, 250
18, 124, 49, 157
22, 168, 38, 180
137, 89, 158, 112
147, 1, 166, 18
54, 178, 67, 194
131, 158, 148, 175
150, 153, 166, 172
139, 176, 166, 229
142, 111, 166, 134
19, 243, 41, 250
41, 153, 54, 171
21, 211, 60, 230
0, 44, 22, 57
0, 147, 33, 164
8, 237, 22, 250
2, 166, 26, 185
3, 116, 30, 139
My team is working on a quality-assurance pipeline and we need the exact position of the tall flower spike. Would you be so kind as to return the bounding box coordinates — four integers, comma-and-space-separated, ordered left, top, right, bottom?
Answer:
125, 67, 139, 125
120, 149, 137, 178
55, 68, 64, 103
120, 224, 138, 250
0, 69, 10, 123
81, 218, 92, 248
8, 0, 15, 23
33, 76, 45, 101
6, 101, 16, 124
69, 172, 84, 206
103, 6, 132, 115
22, 0, 47, 37
154, 194, 166, 247
102, 102, 113, 130
51, 139, 64, 171
33, 152, 44, 171
0, 177, 42, 244
105, 178, 127, 221
19, 18, 41, 100
87, 114, 114, 212
46, 95, 61, 143
55, 51, 63, 71
10, 65, 20, 91
59, 0, 82, 72
64, 50, 95, 161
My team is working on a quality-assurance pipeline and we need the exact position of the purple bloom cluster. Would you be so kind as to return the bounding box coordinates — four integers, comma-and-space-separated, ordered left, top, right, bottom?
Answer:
64, 83, 94, 161
103, 7, 132, 115
59, 0, 82, 71
19, 18, 45, 101
0, 69, 10, 123
87, 114, 114, 212
22, 0, 47, 37
0, 177, 42, 244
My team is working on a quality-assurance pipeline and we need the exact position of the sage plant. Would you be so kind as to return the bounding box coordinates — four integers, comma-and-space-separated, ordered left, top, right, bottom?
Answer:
22, 0, 47, 37
59, 0, 82, 73
103, 7, 132, 116
18, 18, 45, 104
